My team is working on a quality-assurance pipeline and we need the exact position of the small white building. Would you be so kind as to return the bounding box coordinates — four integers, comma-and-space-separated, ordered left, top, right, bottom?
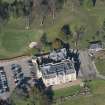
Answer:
29, 42, 38, 48
88, 41, 103, 55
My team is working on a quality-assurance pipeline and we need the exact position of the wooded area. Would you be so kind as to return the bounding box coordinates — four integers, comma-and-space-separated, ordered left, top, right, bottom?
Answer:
0, 0, 97, 28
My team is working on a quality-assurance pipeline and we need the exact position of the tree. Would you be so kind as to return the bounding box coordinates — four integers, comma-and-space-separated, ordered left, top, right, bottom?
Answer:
16, 1, 24, 16
49, 0, 60, 23
0, 0, 9, 21
74, 25, 85, 47
95, 30, 100, 37
79, 0, 84, 5
23, 0, 33, 29
103, 20, 105, 31
81, 0, 93, 8
92, 0, 96, 6
49, 0, 56, 23
10, 86, 49, 105
40, 0, 49, 25
52, 38, 62, 50
92, 36, 95, 40
0, 0, 66, 27
29, 86, 49, 105
79, 0, 96, 6
40, 33, 48, 45
61, 24, 72, 36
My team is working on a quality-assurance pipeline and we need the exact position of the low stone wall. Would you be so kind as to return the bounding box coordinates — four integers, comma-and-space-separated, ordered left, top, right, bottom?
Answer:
52, 79, 81, 90
0, 54, 29, 61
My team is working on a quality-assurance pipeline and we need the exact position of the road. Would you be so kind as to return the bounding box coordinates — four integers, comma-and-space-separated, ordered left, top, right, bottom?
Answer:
79, 50, 96, 80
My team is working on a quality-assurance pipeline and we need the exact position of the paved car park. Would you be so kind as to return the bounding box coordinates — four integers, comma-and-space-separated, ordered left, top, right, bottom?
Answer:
11, 64, 25, 87
0, 56, 37, 99
0, 66, 9, 97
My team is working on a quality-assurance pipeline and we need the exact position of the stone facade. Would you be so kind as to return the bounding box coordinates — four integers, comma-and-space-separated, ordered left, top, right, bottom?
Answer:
32, 48, 77, 87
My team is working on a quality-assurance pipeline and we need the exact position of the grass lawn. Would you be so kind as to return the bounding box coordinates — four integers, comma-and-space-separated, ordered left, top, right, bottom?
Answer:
95, 59, 105, 76
0, 29, 42, 59
0, 1, 105, 58
56, 80, 105, 105
53, 85, 81, 98
0, 17, 42, 59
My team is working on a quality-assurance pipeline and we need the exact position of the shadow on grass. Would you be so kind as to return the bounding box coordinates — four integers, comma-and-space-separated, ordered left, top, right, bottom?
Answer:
35, 78, 54, 104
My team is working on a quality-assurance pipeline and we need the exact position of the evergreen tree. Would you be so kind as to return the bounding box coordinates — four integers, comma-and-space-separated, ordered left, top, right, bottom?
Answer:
103, 20, 105, 32
40, 33, 48, 45
29, 86, 49, 105
83, 0, 93, 9
92, 0, 96, 6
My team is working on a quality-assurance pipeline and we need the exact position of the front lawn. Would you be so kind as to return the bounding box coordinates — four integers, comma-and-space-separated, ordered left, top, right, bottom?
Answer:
53, 85, 81, 98
56, 80, 105, 105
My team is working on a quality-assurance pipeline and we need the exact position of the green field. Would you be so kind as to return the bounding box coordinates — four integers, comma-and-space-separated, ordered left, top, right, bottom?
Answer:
95, 59, 105, 76
54, 85, 81, 98
56, 80, 105, 105
0, 1, 105, 58
0, 29, 42, 59
0, 18, 42, 59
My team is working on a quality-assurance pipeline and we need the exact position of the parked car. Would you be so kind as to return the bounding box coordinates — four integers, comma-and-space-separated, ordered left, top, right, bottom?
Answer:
27, 60, 33, 66
11, 64, 25, 87
0, 66, 9, 93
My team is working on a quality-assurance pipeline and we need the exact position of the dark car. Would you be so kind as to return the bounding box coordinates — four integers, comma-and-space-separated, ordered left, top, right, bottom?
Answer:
0, 66, 4, 70
27, 60, 33, 66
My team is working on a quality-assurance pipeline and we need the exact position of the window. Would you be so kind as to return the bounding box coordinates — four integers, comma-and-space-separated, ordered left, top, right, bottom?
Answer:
52, 81, 55, 85
47, 83, 50, 86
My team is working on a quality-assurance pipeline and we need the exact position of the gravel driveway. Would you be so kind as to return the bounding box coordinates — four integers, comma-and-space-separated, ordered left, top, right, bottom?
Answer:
79, 50, 96, 80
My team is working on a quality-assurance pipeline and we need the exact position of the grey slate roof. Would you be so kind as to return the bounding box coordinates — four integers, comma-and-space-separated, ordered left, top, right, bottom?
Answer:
40, 60, 75, 79
89, 40, 103, 50
89, 43, 102, 49
49, 48, 67, 61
